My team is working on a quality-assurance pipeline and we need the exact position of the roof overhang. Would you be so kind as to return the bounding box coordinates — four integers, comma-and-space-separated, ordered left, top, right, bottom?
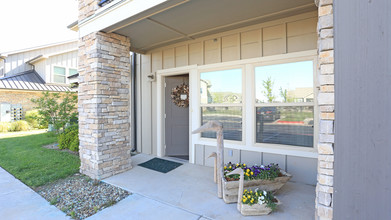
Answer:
26, 55, 47, 65
76, 0, 316, 53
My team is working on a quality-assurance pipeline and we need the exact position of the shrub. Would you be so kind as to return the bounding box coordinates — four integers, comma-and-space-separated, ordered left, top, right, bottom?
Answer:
0, 122, 10, 132
12, 120, 30, 131
58, 126, 79, 152
0, 121, 30, 132
25, 110, 48, 129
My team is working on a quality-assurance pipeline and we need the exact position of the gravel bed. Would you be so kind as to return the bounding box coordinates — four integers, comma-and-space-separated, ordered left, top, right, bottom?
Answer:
36, 174, 131, 219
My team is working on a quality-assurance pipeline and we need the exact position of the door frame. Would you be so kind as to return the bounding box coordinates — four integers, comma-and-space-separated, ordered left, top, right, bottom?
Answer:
156, 65, 198, 163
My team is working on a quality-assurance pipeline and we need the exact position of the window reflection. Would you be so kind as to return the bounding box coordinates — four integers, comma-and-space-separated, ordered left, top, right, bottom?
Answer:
200, 69, 242, 104
255, 61, 314, 103
201, 107, 242, 141
255, 106, 314, 147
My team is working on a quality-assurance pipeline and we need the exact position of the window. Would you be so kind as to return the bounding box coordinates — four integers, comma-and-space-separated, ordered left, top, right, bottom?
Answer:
69, 68, 78, 76
200, 69, 242, 141
255, 61, 314, 147
53, 66, 66, 83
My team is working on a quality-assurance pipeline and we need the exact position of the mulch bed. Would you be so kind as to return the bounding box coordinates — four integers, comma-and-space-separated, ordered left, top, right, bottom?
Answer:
42, 143, 78, 155
38, 143, 131, 219
36, 174, 131, 219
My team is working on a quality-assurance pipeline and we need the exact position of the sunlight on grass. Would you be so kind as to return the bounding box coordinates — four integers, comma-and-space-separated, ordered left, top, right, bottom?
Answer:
0, 132, 80, 188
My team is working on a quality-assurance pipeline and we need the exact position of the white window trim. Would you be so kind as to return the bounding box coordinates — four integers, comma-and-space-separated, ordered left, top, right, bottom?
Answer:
199, 65, 246, 143
252, 58, 318, 150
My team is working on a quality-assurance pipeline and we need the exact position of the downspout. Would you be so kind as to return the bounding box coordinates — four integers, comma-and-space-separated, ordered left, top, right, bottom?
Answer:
131, 52, 137, 152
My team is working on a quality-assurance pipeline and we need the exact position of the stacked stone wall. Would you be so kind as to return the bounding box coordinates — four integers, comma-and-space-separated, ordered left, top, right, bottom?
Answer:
78, 31, 132, 179
316, 0, 334, 219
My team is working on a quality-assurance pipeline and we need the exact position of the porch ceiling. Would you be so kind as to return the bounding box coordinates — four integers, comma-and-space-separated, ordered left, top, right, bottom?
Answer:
102, 0, 316, 53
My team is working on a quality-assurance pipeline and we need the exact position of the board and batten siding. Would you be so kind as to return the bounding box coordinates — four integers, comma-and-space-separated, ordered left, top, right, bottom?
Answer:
3, 41, 78, 82
136, 11, 318, 184
35, 50, 78, 83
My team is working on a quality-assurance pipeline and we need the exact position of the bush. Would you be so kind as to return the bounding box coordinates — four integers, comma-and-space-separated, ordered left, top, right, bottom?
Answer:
0, 122, 10, 132
0, 121, 30, 132
58, 126, 79, 152
25, 110, 48, 129
12, 120, 30, 131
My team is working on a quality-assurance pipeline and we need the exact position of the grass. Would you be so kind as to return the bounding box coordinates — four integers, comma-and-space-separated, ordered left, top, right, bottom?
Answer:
281, 111, 313, 122
0, 132, 80, 188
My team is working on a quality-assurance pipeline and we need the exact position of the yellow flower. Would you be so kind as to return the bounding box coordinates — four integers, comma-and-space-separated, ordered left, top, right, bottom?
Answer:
244, 189, 247, 193
250, 190, 253, 194
245, 173, 249, 176
243, 164, 246, 167
224, 166, 227, 169
251, 171, 254, 175
246, 169, 250, 173
242, 198, 246, 203
229, 166, 232, 169
236, 163, 239, 166
247, 195, 251, 199
251, 198, 254, 203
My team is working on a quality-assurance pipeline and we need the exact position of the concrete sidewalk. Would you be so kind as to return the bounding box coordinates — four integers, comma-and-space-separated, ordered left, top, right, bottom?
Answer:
0, 167, 69, 220
94, 154, 316, 220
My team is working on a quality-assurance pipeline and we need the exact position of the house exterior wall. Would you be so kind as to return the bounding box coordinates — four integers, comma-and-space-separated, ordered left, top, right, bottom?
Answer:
333, 0, 390, 219
1, 41, 78, 83
135, 11, 319, 185
0, 90, 42, 115
35, 50, 78, 83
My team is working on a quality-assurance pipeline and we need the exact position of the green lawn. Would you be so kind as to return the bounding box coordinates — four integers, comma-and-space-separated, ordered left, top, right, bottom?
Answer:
0, 132, 80, 188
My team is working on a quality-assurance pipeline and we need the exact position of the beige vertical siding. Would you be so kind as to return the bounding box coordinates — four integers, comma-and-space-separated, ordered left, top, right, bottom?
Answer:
175, 45, 188, 67
222, 34, 240, 62
240, 29, 262, 59
204, 38, 221, 64
263, 24, 287, 56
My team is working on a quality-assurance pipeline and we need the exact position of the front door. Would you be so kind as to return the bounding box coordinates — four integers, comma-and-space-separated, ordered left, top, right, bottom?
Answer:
165, 75, 189, 160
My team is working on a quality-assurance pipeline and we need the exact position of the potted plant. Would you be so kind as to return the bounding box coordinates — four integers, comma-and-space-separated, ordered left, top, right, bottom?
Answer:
222, 162, 291, 203
227, 168, 280, 216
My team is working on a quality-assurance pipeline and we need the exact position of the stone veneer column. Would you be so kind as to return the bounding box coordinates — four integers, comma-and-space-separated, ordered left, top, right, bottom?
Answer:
315, 0, 334, 219
78, 32, 132, 179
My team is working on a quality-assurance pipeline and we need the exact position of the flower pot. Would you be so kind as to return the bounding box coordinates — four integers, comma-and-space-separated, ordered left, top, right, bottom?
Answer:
239, 198, 281, 216
222, 170, 291, 204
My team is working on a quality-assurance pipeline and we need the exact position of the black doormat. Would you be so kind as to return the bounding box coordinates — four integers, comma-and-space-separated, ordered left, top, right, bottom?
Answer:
138, 158, 182, 173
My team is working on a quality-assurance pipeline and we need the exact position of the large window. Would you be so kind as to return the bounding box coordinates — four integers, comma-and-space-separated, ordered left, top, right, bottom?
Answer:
200, 69, 242, 141
255, 61, 314, 147
53, 66, 66, 83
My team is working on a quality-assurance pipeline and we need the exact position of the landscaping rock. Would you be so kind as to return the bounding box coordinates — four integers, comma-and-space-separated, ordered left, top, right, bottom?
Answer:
36, 174, 130, 219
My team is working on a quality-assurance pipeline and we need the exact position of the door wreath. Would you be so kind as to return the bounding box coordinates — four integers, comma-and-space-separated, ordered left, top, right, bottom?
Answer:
171, 83, 189, 108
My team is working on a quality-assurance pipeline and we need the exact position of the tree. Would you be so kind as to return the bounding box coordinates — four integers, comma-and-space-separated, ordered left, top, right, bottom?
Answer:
31, 91, 78, 133
280, 87, 288, 102
262, 77, 275, 103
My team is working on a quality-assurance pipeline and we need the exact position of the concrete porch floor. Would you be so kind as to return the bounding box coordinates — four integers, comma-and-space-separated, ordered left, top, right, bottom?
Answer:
90, 154, 315, 220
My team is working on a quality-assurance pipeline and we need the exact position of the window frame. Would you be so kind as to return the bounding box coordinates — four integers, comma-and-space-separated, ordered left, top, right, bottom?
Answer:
198, 65, 246, 144
252, 57, 318, 150
192, 50, 319, 158
52, 65, 78, 84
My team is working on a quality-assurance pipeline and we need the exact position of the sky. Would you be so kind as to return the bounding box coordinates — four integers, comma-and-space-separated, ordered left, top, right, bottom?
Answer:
0, 0, 79, 53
